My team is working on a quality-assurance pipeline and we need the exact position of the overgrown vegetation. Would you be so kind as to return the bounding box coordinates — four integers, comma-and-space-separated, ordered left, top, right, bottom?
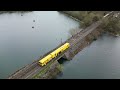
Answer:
101, 14, 120, 35
32, 60, 55, 79
62, 11, 109, 28
32, 60, 62, 79
62, 11, 120, 36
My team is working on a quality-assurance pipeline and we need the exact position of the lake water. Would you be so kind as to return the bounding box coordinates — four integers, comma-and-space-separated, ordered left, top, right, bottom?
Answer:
57, 34, 120, 79
1, 11, 120, 79
0, 11, 79, 78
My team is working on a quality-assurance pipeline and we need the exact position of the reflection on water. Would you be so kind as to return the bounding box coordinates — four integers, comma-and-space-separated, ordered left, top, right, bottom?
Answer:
57, 34, 120, 79
0, 11, 79, 78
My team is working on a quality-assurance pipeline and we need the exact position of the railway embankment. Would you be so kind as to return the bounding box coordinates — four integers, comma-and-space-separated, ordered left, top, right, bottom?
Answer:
36, 24, 104, 79
69, 28, 104, 59
8, 17, 105, 79
9, 11, 114, 79
32, 60, 62, 79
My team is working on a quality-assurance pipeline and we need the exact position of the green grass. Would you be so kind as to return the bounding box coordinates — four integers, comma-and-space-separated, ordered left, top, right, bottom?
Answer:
32, 60, 56, 79
57, 64, 63, 71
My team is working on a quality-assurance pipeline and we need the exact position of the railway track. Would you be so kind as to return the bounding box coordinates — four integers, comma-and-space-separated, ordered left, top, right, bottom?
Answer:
8, 61, 39, 79
8, 11, 114, 79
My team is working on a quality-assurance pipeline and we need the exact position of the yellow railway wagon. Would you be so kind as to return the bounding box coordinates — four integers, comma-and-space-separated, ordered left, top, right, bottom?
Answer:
50, 51, 57, 58
39, 55, 52, 66
39, 43, 70, 66
60, 43, 70, 52
51, 43, 70, 58
50, 48, 61, 58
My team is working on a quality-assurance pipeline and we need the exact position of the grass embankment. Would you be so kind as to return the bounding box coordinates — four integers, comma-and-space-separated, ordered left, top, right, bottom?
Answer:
32, 60, 62, 79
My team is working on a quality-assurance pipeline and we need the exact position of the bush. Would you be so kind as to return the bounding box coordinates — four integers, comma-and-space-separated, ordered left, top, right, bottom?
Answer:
62, 11, 120, 35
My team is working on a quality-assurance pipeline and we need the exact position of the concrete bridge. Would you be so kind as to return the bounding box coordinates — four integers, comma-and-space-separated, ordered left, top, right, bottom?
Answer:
8, 11, 115, 79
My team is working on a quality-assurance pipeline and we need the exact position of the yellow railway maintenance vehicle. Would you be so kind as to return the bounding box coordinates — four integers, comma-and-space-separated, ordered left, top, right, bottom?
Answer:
39, 43, 70, 66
